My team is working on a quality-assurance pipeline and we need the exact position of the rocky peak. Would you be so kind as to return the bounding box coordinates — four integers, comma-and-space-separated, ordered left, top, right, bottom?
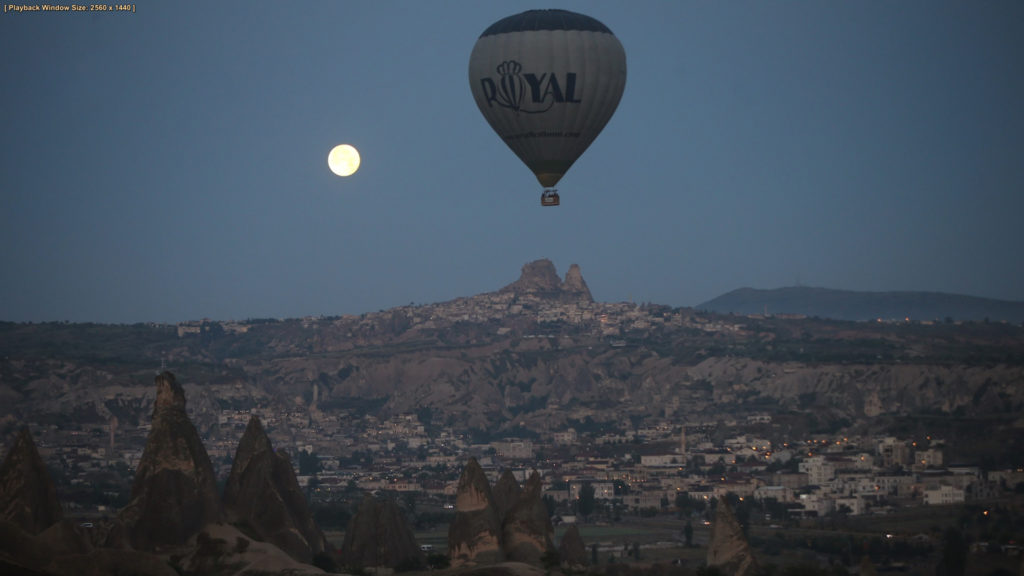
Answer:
492, 469, 521, 521
502, 471, 555, 564
563, 264, 593, 301
118, 372, 222, 550
707, 498, 758, 576
558, 524, 587, 569
0, 427, 62, 534
223, 414, 328, 563
231, 415, 273, 467
520, 471, 543, 503
153, 370, 185, 412
340, 492, 423, 569
454, 457, 497, 513
502, 259, 563, 294
500, 259, 592, 302
448, 457, 504, 566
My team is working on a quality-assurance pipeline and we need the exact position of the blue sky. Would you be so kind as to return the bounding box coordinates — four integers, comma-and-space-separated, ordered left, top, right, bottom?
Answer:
2, 1, 1022, 323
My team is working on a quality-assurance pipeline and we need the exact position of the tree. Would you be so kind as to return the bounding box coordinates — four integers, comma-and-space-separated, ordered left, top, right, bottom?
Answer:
306, 475, 320, 497
578, 482, 596, 520
684, 521, 694, 547
543, 494, 556, 518
298, 449, 322, 476
426, 553, 449, 570
401, 491, 417, 518
312, 502, 352, 530
936, 527, 967, 576
613, 479, 630, 496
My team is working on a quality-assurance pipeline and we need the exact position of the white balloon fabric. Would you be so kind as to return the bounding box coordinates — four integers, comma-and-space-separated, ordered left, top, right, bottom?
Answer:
469, 9, 627, 189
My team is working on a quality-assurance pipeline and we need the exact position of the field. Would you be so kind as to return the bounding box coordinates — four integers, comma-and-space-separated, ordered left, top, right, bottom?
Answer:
321, 497, 1024, 574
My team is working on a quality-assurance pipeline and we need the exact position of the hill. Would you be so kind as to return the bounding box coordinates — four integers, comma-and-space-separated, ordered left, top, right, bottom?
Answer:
2, 259, 1023, 469
697, 286, 1024, 323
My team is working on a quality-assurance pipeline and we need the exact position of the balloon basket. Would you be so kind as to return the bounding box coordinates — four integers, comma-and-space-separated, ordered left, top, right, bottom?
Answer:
541, 189, 560, 207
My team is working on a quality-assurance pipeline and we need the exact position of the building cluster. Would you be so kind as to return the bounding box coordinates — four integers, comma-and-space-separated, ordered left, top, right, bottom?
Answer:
20, 289, 1020, 530
485, 429, 1022, 521
31, 398, 1024, 527
174, 290, 747, 343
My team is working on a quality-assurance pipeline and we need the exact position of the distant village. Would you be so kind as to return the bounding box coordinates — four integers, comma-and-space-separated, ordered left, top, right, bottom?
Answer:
9, 265, 1024, 562
34, 387, 1024, 534
174, 291, 725, 339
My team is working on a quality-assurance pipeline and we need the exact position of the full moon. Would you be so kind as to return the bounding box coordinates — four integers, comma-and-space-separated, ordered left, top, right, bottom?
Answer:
327, 144, 360, 177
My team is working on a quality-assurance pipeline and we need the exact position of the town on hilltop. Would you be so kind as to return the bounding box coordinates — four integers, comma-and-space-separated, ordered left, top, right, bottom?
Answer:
2, 260, 1024, 574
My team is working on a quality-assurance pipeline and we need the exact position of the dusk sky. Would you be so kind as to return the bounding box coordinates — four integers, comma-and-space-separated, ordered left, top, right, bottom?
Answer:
3, 1, 1022, 324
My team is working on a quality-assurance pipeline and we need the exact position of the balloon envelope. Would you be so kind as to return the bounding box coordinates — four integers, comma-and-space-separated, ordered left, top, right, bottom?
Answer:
468, 9, 627, 189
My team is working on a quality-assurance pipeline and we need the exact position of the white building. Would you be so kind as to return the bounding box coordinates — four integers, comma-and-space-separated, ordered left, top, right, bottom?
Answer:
641, 454, 684, 468
553, 429, 578, 445
796, 492, 834, 517
754, 485, 795, 503
875, 474, 916, 497
924, 484, 965, 506
913, 448, 943, 469
877, 437, 911, 468
491, 440, 534, 460
799, 456, 836, 486
569, 480, 615, 501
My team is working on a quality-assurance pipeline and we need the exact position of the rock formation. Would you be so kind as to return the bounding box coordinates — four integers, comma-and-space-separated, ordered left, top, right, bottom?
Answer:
492, 469, 521, 520
340, 492, 423, 569
177, 523, 323, 576
222, 415, 328, 563
118, 372, 222, 550
502, 260, 563, 295
558, 524, 587, 569
707, 498, 758, 576
500, 259, 593, 302
0, 517, 51, 572
563, 263, 593, 301
448, 457, 505, 566
502, 471, 555, 564
459, 565, 546, 576
35, 518, 94, 557
46, 549, 180, 576
0, 427, 62, 534
448, 461, 558, 568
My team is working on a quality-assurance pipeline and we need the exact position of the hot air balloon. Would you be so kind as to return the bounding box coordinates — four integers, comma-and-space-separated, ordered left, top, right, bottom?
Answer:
468, 9, 627, 206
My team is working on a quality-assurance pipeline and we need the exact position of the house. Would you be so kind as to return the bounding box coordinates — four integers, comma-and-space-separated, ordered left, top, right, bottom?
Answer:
833, 496, 866, 515
923, 484, 965, 506
795, 491, 834, 517
913, 448, 943, 469
640, 454, 684, 468
553, 429, 578, 445
754, 485, 795, 503
799, 456, 836, 486
490, 440, 534, 460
